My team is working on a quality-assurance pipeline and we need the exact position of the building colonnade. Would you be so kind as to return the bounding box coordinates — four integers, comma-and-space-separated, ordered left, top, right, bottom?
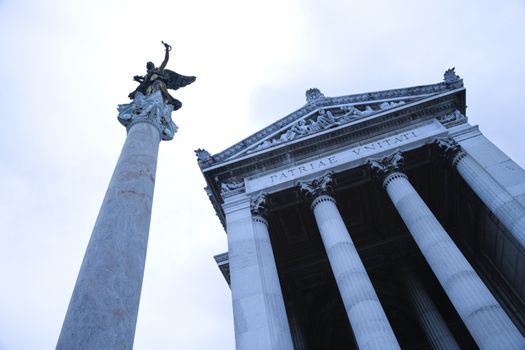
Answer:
222, 138, 525, 350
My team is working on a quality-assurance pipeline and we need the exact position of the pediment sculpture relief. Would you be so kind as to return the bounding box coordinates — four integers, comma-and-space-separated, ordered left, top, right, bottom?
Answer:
250, 101, 405, 153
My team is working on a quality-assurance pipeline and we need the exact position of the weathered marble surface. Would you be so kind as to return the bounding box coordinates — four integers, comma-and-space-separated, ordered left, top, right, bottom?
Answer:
57, 122, 160, 349
224, 194, 293, 350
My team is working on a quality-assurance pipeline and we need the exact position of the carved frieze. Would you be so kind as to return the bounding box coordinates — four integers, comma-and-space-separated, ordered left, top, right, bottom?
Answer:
250, 100, 406, 153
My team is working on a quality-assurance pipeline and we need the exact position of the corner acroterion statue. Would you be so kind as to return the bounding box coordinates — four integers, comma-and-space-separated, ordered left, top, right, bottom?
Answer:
57, 42, 194, 349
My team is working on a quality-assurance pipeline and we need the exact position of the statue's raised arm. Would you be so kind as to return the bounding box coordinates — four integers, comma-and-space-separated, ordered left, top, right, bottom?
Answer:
159, 41, 171, 71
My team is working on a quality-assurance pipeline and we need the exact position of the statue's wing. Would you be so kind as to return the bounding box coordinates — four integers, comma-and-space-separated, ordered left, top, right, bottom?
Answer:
164, 69, 196, 90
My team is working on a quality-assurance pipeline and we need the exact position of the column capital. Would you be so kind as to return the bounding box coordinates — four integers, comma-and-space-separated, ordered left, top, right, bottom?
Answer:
117, 91, 178, 141
368, 151, 406, 186
433, 137, 466, 166
250, 192, 269, 225
298, 171, 334, 199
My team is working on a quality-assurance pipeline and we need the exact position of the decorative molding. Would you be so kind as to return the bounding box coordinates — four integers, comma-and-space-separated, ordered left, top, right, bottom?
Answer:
306, 88, 325, 102
298, 171, 334, 201
368, 151, 405, 184
443, 67, 461, 83
250, 192, 268, 217
203, 79, 464, 168
117, 91, 177, 141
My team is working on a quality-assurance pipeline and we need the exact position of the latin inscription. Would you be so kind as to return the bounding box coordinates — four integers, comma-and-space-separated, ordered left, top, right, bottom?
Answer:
269, 156, 338, 184
351, 131, 417, 157
267, 131, 418, 185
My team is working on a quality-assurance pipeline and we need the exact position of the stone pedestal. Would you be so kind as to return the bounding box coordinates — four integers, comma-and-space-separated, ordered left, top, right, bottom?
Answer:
299, 173, 400, 350
224, 193, 294, 350
369, 152, 525, 350
57, 91, 176, 349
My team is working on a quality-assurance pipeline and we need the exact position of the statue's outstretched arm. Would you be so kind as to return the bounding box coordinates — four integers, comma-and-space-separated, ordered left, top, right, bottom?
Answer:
159, 41, 172, 70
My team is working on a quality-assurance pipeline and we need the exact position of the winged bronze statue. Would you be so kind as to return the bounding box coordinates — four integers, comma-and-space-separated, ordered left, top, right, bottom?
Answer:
128, 41, 196, 110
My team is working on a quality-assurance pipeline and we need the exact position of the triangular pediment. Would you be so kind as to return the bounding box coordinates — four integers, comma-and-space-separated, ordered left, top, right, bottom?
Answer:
197, 77, 464, 169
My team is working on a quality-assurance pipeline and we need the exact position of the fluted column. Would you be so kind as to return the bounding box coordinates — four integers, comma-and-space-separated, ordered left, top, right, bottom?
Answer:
436, 138, 525, 249
400, 267, 460, 350
298, 172, 400, 350
287, 302, 307, 350
225, 192, 293, 350
369, 151, 525, 349
57, 91, 177, 349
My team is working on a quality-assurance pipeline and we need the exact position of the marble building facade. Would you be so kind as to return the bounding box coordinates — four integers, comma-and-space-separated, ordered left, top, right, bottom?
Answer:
197, 70, 525, 349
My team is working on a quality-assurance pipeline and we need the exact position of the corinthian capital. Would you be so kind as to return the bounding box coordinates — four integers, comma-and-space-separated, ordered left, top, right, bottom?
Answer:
117, 91, 178, 141
251, 192, 268, 217
298, 171, 334, 200
432, 137, 465, 166
368, 151, 404, 181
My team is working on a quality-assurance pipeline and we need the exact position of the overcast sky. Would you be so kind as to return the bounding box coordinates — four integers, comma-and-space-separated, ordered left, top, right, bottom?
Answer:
1, 0, 524, 349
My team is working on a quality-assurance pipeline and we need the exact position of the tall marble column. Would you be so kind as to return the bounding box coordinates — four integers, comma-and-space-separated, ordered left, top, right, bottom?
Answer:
369, 151, 525, 349
298, 173, 400, 350
400, 267, 460, 350
436, 138, 525, 248
224, 192, 293, 350
57, 91, 177, 349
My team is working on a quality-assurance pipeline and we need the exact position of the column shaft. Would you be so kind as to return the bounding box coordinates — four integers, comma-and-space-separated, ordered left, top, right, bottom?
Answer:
401, 268, 460, 350
287, 303, 307, 350
385, 172, 525, 349
455, 153, 525, 248
225, 196, 293, 350
57, 122, 160, 349
311, 195, 400, 350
